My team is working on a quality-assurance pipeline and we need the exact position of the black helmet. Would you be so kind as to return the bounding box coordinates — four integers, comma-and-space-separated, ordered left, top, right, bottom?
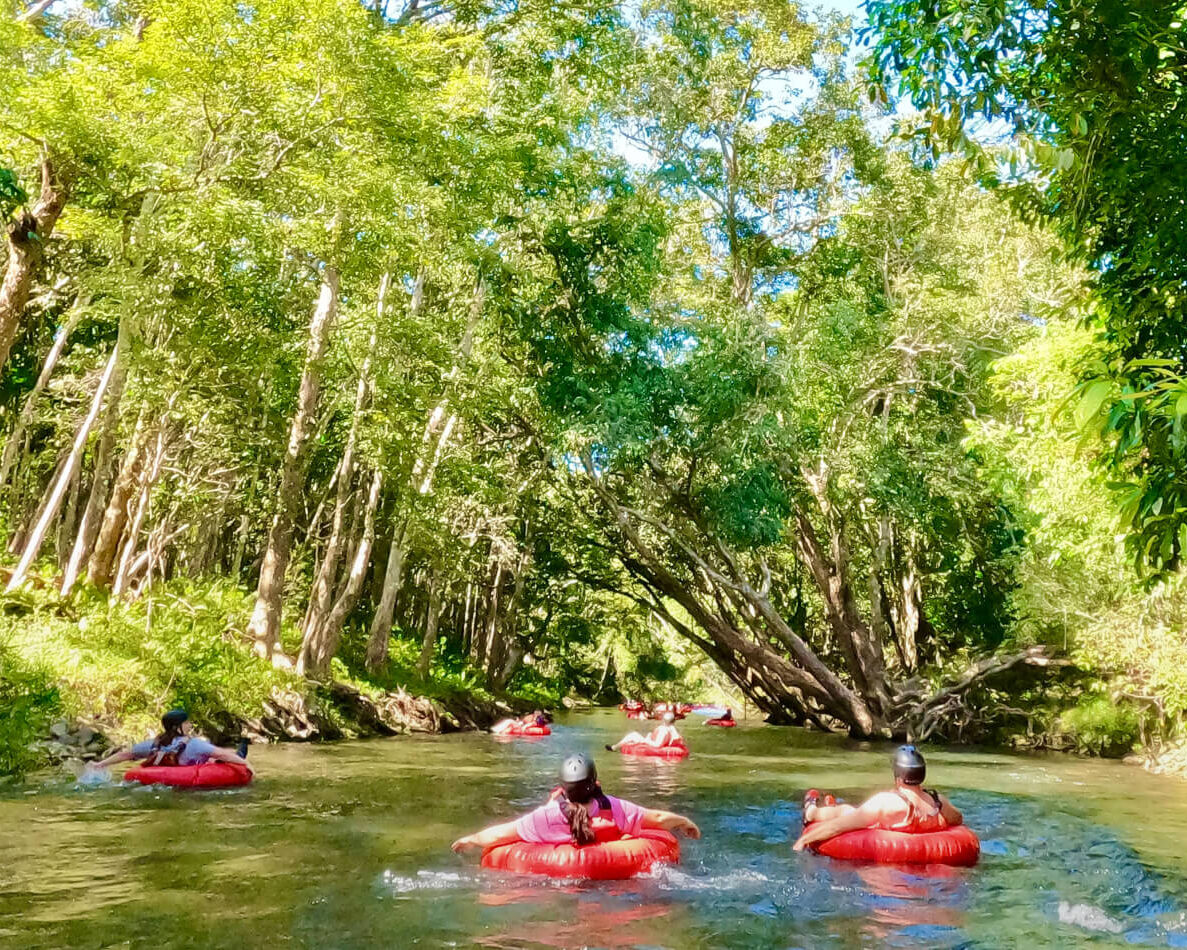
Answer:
161, 709, 189, 730
892, 745, 926, 785
560, 753, 596, 785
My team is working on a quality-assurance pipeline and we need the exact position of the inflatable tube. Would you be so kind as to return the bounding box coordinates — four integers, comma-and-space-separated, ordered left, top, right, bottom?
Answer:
808, 822, 980, 867
618, 740, 689, 759
626, 710, 649, 720
481, 819, 679, 880
705, 718, 735, 727
494, 721, 551, 736
124, 762, 252, 789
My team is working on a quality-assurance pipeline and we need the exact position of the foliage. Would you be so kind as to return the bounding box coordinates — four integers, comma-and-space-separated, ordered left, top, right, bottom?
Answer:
1056, 695, 1142, 758
0, 641, 61, 778
0, 582, 294, 744
0, 0, 1182, 762
864, 0, 1187, 577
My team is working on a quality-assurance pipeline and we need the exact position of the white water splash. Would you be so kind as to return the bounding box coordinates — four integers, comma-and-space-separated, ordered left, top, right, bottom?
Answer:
379, 870, 470, 894
649, 864, 770, 892
1058, 901, 1125, 934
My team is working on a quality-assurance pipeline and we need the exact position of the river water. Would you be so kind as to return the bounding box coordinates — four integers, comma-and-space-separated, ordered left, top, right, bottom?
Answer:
3, 709, 1187, 948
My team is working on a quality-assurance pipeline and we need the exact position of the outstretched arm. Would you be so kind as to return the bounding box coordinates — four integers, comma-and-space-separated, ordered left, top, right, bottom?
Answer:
451, 820, 521, 854
89, 749, 137, 770
641, 809, 701, 838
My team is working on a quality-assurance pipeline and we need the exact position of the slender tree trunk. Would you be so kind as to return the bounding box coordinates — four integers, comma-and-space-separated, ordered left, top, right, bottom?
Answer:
55, 466, 82, 568
0, 297, 84, 491
0, 156, 71, 372
60, 321, 135, 596
365, 525, 405, 669
365, 276, 481, 669
6, 345, 118, 591
112, 424, 168, 596
297, 468, 382, 676
247, 265, 339, 660
897, 551, 922, 672
416, 571, 442, 677
303, 275, 383, 639
85, 415, 150, 589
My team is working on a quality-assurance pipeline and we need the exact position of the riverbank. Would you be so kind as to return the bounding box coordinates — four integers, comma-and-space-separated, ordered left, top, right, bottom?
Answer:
0, 581, 536, 778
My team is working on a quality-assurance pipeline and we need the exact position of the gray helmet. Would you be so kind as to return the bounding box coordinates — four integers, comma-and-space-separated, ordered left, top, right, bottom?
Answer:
892, 745, 926, 785
560, 753, 596, 785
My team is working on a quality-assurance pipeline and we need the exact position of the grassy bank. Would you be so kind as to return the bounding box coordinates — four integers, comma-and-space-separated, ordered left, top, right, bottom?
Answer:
0, 580, 529, 778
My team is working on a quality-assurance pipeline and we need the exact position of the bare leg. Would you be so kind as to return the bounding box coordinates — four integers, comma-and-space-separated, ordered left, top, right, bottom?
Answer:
805, 802, 855, 824
610, 731, 649, 750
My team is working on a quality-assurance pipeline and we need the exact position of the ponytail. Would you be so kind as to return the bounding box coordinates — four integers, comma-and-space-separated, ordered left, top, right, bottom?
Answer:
559, 798, 597, 846
557, 780, 613, 847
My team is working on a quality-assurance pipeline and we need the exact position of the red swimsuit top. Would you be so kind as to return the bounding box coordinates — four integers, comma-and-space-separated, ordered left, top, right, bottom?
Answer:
879, 788, 949, 834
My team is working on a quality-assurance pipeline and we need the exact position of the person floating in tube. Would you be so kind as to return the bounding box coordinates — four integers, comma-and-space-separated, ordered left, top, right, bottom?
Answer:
607, 710, 682, 752
450, 753, 700, 853
792, 745, 962, 852
85, 709, 251, 778
491, 709, 549, 735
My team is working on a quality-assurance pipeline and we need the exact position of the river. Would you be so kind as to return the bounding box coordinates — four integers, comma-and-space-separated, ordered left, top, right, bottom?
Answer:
2, 709, 1186, 948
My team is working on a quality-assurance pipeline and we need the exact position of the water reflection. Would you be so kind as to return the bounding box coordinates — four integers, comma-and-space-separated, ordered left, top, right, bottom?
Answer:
3, 709, 1187, 949
476, 891, 685, 949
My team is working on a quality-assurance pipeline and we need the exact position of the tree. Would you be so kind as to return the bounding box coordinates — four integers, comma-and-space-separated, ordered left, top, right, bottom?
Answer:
864, 0, 1187, 576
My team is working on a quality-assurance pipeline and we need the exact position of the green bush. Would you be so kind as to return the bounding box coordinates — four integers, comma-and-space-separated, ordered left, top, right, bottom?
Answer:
1056, 695, 1142, 757
1, 580, 297, 744
0, 644, 61, 778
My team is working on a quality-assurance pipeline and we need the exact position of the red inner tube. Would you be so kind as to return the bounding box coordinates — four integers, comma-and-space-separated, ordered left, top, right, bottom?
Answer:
618, 740, 690, 759
124, 762, 252, 789
481, 819, 679, 880
807, 822, 980, 867
705, 718, 735, 727
501, 722, 551, 736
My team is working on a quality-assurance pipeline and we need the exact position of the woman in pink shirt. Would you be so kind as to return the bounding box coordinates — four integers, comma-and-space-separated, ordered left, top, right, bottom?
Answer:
451, 753, 700, 853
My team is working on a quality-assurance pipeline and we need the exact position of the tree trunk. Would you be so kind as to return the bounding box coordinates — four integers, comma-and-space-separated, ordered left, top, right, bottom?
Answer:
85, 414, 150, 589
60, 322, 136, 596
302, 275, 384, 640
247, 265, 339, 660
297, 468, 382, 676
0, 156, 71, 372
416, 571, 442, 677
5, 345, 118, 591
365, 526, 405, 669
0, 297, 84, 491
365, 276, 481, 668
112, 424, 168, 596
897, 552, 922, 672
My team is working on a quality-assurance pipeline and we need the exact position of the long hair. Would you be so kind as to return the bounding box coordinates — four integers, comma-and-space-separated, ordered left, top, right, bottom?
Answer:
151, 710, 188, 751
558, 778, 613, 846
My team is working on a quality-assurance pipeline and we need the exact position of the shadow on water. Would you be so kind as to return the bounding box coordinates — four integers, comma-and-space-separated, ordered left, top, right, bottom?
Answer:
3, 709, 1187, 948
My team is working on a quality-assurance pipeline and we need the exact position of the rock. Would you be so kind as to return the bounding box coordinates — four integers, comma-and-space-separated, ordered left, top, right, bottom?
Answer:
76, 725, 96, 745
49, 720, 69, 739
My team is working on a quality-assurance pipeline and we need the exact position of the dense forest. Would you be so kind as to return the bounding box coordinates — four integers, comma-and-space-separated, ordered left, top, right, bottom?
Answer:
2, 0, 1184, 773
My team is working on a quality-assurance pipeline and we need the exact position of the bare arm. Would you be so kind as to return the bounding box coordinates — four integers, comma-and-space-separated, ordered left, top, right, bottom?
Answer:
89, 749, 137, 770
641, 808, 701, 838
938, 793, 962, 826
451, 820, 521, 854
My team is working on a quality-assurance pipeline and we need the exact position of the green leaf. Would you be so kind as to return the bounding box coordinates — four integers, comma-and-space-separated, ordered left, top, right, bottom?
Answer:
1075, 380, 1111, 428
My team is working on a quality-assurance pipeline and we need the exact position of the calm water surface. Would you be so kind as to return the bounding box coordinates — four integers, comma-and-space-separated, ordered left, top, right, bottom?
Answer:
2, 709, 1187, 948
